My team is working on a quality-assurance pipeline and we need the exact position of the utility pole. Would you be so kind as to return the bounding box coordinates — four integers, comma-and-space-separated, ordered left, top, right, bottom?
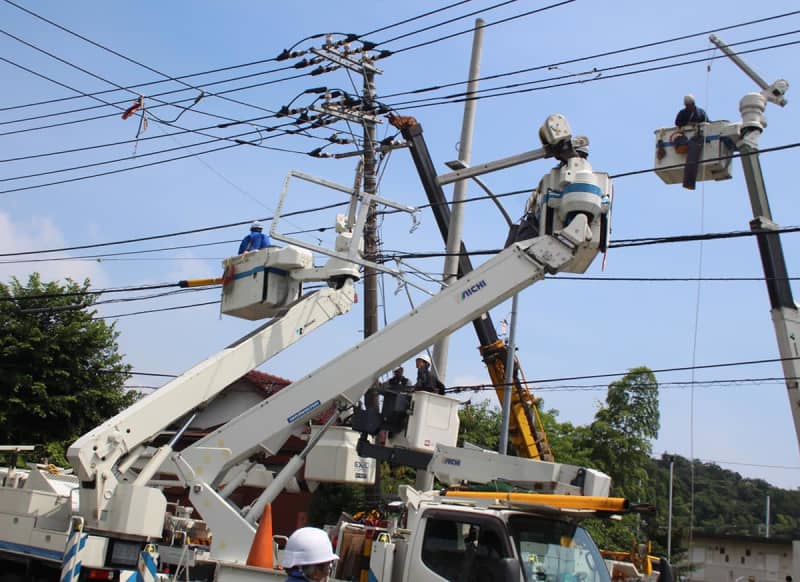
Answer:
432, 19, 484, 382
307, 36, 386, 504
361, 61, 382, 505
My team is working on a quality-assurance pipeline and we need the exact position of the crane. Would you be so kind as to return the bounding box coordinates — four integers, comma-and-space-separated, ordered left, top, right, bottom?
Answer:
654, 34, 799, 450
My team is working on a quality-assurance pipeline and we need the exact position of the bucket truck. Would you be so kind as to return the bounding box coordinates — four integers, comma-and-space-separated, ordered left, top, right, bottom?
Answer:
653, 34, 799, 451
0, 112, 620, 582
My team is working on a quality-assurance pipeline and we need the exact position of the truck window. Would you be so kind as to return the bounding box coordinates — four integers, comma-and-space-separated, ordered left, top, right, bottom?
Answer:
421, 516, 509, 581
507, 516, 611, 582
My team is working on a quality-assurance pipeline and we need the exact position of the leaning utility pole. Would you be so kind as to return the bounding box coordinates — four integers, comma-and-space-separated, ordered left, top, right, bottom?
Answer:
432, 19, 484, 382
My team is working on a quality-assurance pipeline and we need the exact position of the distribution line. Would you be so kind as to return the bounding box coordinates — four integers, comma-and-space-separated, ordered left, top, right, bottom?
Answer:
0, 200, 349, 256
3, 139, 798, 255
0, 0, 480, 112
1, 0, 283, 117
377, 10, 800, 99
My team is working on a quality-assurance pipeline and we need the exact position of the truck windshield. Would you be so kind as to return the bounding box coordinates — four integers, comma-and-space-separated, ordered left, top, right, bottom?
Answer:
507, 515, 610, 582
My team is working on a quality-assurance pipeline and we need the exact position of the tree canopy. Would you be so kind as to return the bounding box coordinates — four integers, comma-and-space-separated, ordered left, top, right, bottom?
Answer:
0, 274, 136, 465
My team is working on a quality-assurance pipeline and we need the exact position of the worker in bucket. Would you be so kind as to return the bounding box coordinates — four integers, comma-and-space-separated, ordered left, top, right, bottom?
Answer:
414, 354, 444, 395
386, 366, 410, 391
282, 527, 339, 581
674, 94, 708, 126
238, 220, 270, 254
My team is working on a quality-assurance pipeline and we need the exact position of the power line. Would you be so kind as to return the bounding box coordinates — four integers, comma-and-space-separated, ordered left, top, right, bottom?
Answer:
360, 0, 477, 37
0, 141, 234, 194
443, 356, 800, 393
0, 0, 481, 113
3, 137, 798, 258
1, 281, 195, 302
0, 124, 307, 184
93, 299, 221, 320
382, 36, 800, 109
0, 63, 298, 127
380, 0, 574, 55
377, 10, 800, 100
373, 0, 522, 45
0, 200, 349, 257
93, 355, 800, 387
1, 0, 282, 118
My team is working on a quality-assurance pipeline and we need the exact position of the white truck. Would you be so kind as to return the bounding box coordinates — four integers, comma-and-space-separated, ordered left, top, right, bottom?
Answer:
0, 113, 627, 582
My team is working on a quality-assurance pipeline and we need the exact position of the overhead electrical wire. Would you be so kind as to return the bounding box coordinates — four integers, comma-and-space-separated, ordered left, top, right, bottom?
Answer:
0, 0, 289, 118
3, 137, 798, 258
381, 36, 800, 109
371, 0, 525, 45
376, 0, 574, 55
377, 9, 800, 100
359, 0, 477, 37
94, 300, 221, 320
0, 0, 485, 114
0, 200, 350, 257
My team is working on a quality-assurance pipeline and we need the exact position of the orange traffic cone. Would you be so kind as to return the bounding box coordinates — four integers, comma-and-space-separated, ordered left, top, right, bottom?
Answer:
246, 503, 275, 569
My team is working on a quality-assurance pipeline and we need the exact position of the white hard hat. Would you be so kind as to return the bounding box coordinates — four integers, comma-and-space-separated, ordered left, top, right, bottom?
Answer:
250, 220, 263, 231
282, 527, 338, 569
683, 94, 695, 106
416, 354, 431, 366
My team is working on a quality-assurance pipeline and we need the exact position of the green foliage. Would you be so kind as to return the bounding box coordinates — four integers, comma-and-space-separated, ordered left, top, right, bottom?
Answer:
0, 274, 135, 465
588, 366, 660, 501
458, 399, 501, 450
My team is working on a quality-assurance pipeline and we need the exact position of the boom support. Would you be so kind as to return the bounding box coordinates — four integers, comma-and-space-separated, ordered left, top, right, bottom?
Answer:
176, 196, 609, 560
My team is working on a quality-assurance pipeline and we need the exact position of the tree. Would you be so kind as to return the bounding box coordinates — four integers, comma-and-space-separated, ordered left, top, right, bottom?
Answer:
0, 274, 136, 465
588, 366, 660, 501
458, 399, 502, 451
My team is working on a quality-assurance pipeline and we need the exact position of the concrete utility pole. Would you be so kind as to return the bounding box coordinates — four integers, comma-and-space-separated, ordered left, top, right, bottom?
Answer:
432, 19, 484, 382
308, 37, 385, 503
361, 62, 382, 505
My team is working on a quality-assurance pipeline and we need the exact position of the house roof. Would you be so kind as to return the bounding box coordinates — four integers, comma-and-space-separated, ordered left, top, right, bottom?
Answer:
241, 370, 292, 396
239, 370, 337, 424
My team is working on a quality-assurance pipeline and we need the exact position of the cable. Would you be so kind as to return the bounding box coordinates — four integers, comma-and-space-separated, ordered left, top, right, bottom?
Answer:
441, 356, 800, 392
0, 123, 307, 183
0, 200, 349, 257
0, 0, 478, 113
1, 0, 282, 118
4, 143, 799, 259
94, 300, 220, 320
377, 10, 800, 100
373, 0, 523, 46
389, 1, 574, 56
382, 36, 800, 109
1, 281, 190, 301
0, 63, 298, 127
0, 141, 236, 194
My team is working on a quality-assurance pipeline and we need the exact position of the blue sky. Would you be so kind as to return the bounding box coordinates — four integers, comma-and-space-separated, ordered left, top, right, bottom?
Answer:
1, 1, 799, 491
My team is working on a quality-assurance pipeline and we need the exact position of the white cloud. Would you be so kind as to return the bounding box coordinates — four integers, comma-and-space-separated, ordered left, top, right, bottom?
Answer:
0, 212, 108, 287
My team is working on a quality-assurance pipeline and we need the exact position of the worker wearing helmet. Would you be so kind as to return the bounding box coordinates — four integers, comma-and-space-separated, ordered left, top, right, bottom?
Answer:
414, 354, 444, 395
674, 94, 708, 126
282, 527, 339, 581
238, 221, 271, 254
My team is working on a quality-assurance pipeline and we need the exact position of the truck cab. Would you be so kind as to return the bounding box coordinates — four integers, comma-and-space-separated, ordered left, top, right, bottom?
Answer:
335, 490, 612, 582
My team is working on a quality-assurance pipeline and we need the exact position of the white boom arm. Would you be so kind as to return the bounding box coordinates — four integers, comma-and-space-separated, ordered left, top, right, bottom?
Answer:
177, 209, 608, 561
68, 283, 355, 532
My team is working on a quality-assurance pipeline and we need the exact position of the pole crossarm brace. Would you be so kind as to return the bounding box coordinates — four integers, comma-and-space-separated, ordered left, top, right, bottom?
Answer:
311, 47, 382, 74
310, 104, 383, 125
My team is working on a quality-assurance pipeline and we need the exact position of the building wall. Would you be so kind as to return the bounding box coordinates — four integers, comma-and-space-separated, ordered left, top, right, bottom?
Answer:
691, 537, 794, 582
